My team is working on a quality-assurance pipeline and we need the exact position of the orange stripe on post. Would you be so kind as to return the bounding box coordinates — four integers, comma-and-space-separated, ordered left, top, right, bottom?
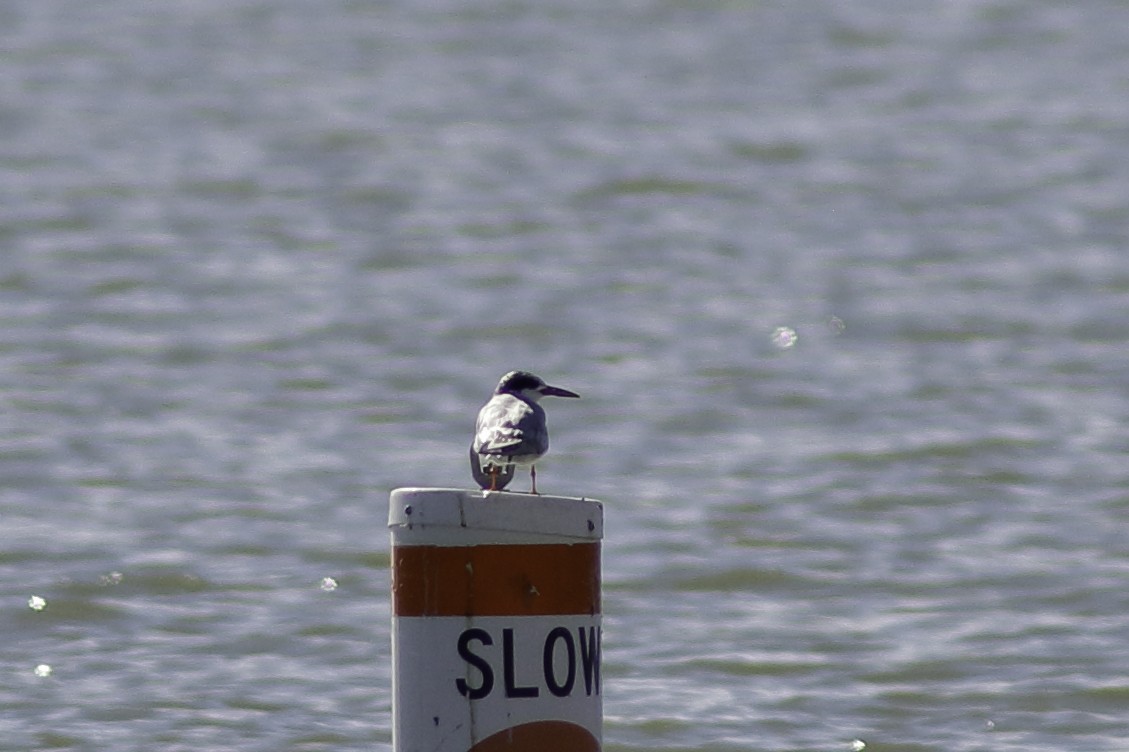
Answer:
393, 542, 600, 617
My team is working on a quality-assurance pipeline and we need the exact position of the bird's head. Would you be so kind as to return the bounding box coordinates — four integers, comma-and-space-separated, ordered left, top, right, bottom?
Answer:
494, 370, 580, 403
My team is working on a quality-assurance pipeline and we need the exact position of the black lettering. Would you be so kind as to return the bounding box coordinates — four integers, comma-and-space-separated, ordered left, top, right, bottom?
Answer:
503, 628, 539, 698
578, 625, 600, 696
455, 628, 494, 699
543, 626, 576, 697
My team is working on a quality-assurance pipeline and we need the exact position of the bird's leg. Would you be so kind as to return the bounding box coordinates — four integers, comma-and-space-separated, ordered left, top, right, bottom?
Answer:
529, 465, 538, 495
489, 466, 499, 492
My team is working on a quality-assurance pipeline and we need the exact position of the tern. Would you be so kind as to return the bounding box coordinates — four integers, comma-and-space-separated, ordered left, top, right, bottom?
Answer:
470, 370, 579, 494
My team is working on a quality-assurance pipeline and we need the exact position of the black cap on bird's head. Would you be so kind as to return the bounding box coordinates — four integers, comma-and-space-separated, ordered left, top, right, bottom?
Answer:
494, 370, 580, 401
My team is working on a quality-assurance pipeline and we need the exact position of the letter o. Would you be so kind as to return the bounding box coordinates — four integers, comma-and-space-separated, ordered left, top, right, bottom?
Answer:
543, 626, 576, 697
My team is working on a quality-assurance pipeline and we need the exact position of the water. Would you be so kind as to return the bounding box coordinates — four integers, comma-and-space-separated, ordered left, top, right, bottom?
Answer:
3, 0, 1129, 749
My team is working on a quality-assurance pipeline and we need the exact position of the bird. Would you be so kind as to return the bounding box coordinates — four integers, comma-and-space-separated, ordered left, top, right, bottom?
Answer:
470, 370, 579, 494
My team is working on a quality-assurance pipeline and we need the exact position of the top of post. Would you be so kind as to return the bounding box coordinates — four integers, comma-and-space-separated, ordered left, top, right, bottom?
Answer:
388, 488, 603, 546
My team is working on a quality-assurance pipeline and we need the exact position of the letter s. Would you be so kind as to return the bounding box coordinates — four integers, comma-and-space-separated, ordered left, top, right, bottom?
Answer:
455, 628, 494, 700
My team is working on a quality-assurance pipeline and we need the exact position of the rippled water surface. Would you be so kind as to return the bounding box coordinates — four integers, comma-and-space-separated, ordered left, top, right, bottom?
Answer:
4, 1, 1129, 750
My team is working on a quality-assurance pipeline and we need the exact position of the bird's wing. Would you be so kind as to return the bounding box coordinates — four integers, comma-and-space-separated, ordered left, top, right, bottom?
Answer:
474, 396, 543, 456
474, 398, 528, 454
511, 406, 549, 456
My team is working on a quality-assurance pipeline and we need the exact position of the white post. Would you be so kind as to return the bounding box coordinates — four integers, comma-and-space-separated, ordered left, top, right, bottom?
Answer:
389, 488, 604, 752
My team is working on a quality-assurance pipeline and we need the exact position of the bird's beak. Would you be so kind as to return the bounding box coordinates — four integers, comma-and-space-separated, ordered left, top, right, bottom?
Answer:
540, 384, 580, 398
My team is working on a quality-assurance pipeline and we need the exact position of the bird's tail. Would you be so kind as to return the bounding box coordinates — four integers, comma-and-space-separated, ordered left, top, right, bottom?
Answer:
468, 446, 515, 491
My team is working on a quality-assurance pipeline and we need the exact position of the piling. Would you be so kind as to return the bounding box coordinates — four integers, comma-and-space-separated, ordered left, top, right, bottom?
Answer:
389, 487, 604, 752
